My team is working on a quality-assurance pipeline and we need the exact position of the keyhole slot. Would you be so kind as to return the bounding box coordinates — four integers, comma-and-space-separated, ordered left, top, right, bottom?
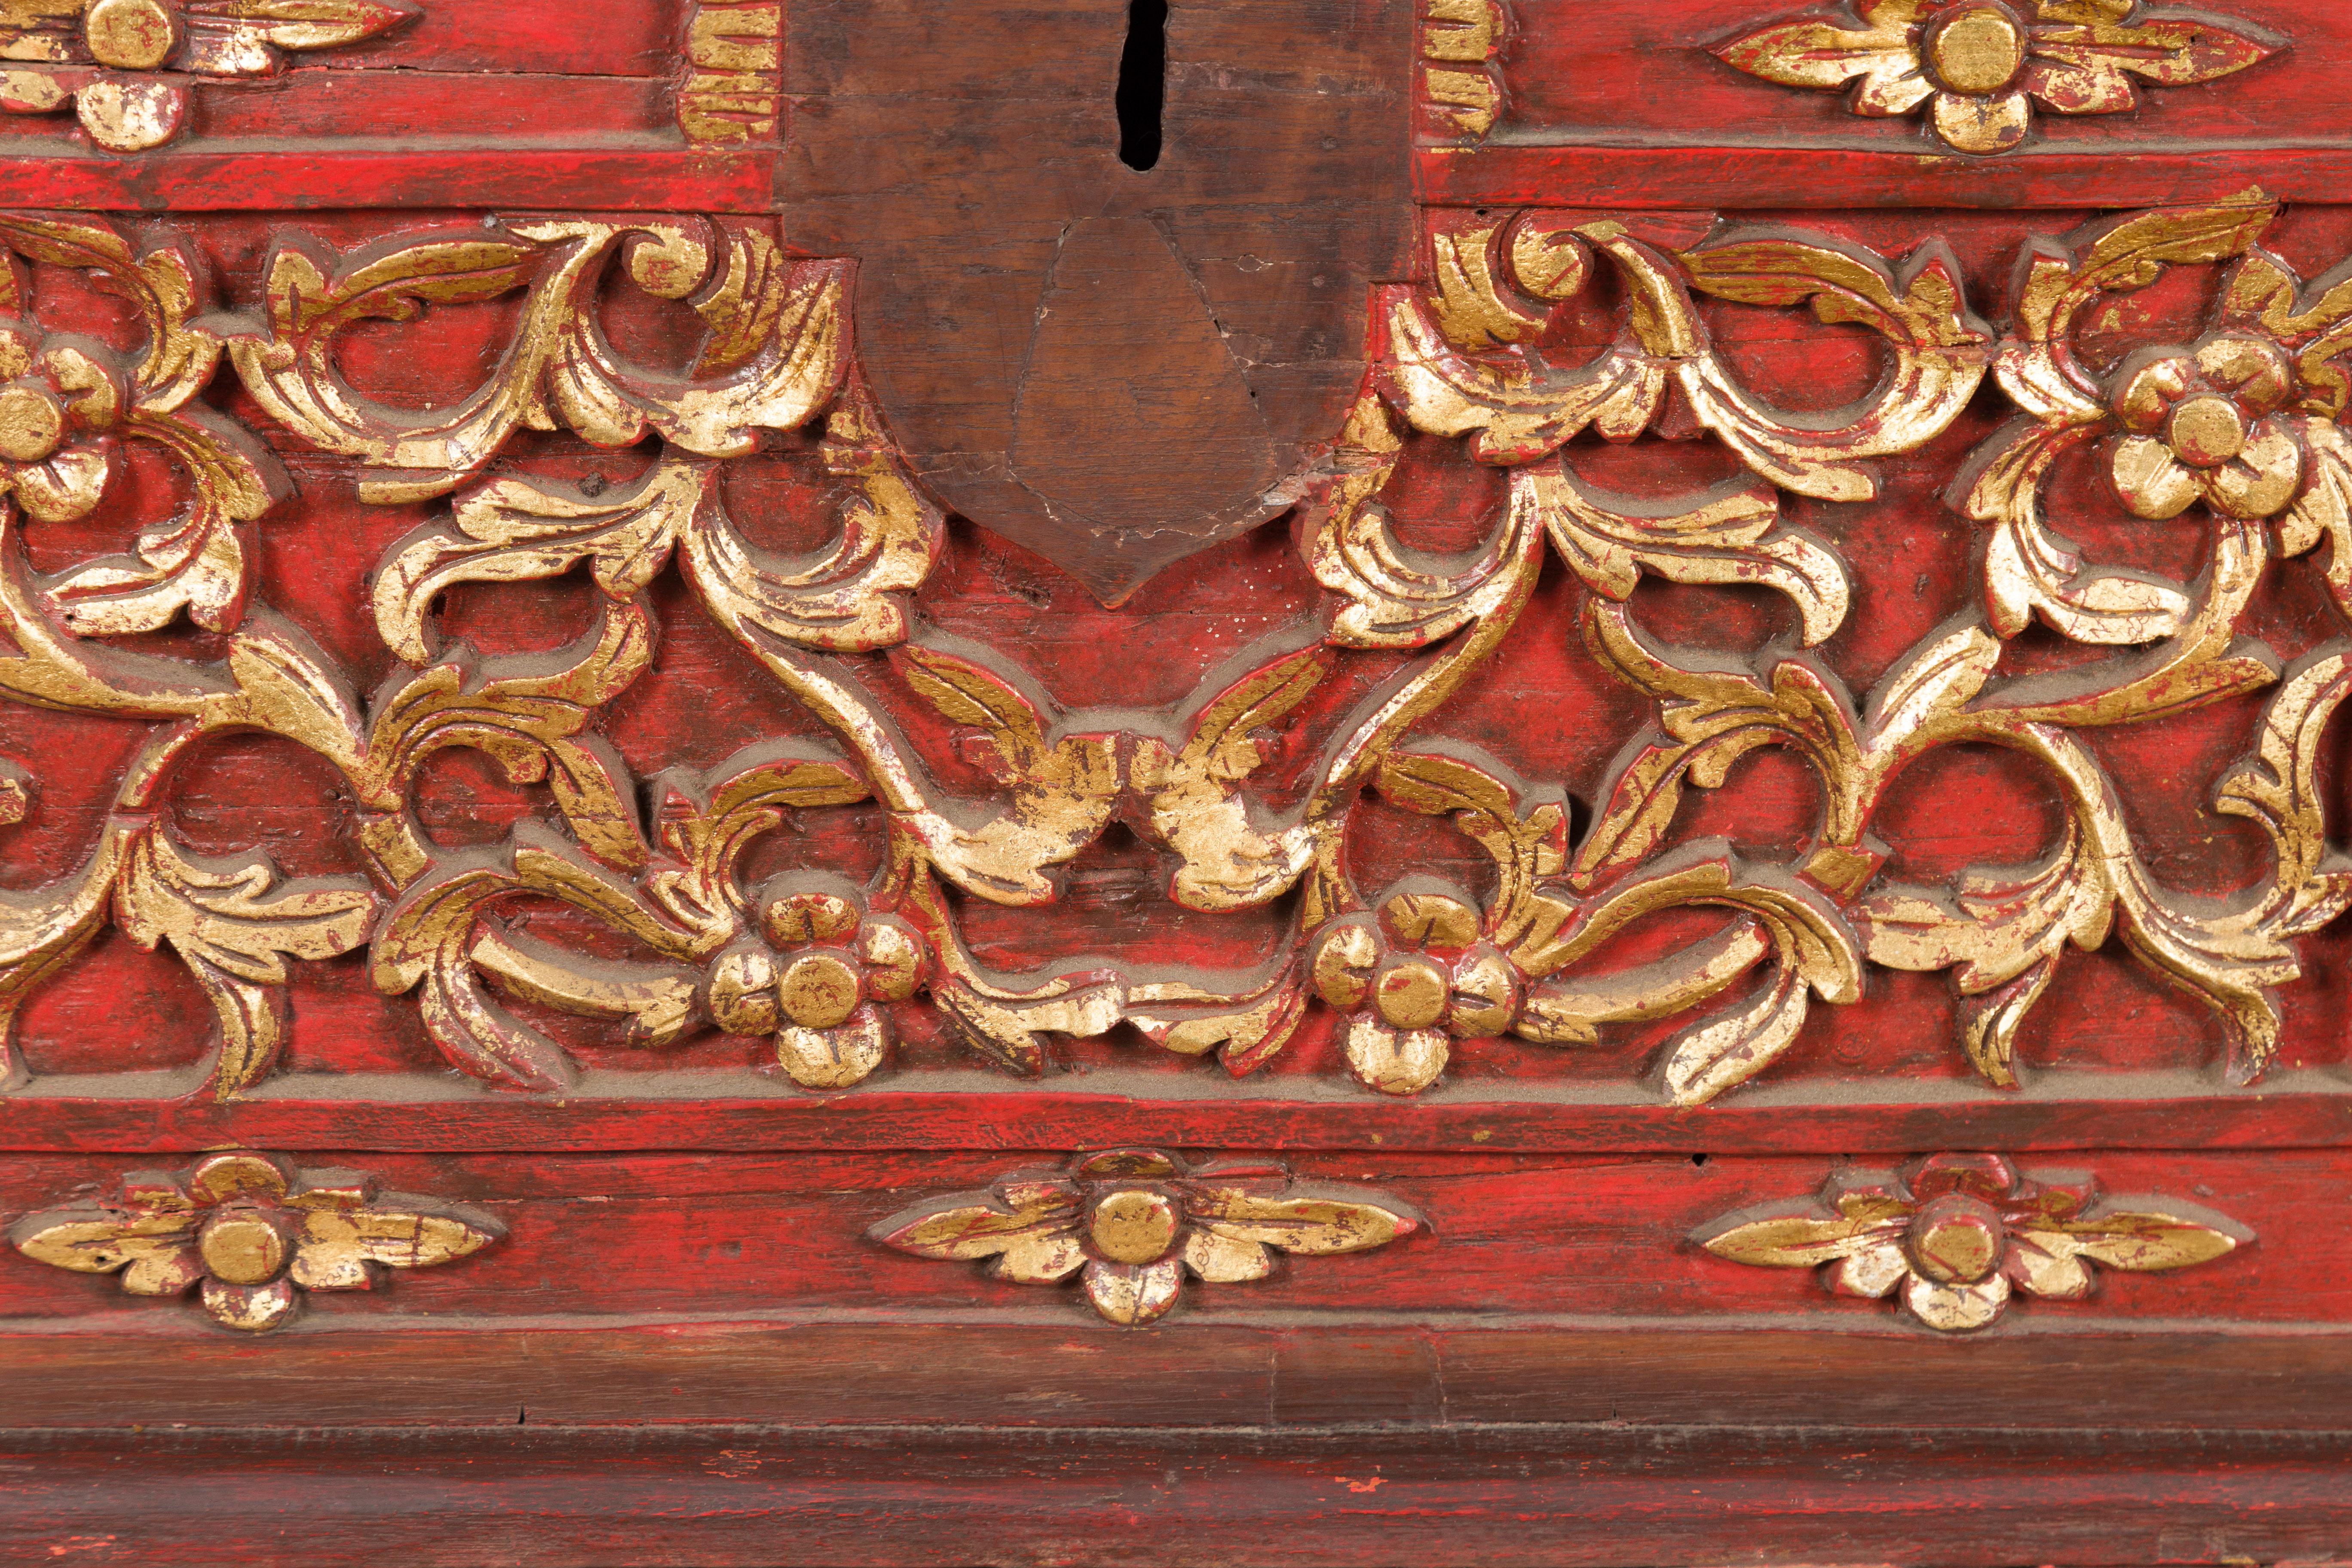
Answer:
1115, 0, 1166, 171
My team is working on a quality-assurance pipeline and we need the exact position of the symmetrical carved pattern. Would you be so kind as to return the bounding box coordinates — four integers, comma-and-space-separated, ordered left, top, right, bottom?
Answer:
1, 193, 2350, 1110
677, 0, 781, 144
1419, 0, 1510, 139
0, 0, 419, 151
9, 1150, 502, 1330
1715, 0, 2281, 154
870, 1149, 1421, 1324
1696, 1152, 2250, 1330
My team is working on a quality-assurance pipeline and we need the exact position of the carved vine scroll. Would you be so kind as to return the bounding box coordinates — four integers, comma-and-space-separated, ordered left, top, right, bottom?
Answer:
0, 194, 2349, 1109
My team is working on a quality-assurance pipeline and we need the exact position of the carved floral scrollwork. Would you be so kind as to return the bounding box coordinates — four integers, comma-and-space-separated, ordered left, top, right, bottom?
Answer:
1867, 190, 2352, 1088
1, 191, 2349, 1110
1696, 1152, 2250, 1330
0, 212, 376, 1097
1293, 214, 1981, 1097
1333, 191, 2352, 1102
0, 209, 920, 1098
870, 1148, 1422, 1325
9, 1149, 502, 1330
1714, 0, 2282, 155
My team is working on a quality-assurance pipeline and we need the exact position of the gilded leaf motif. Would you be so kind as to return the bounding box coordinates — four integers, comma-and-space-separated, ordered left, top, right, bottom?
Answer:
112, 827, 376, 1097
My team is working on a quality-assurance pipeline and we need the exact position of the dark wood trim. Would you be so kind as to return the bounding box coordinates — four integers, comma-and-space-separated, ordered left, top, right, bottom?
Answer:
5, 1419, 2350, 1566
7, 1320, 2349, 1432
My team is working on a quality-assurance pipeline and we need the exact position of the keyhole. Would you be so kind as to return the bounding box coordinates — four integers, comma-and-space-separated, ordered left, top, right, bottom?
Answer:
1116, 0, 1166, 171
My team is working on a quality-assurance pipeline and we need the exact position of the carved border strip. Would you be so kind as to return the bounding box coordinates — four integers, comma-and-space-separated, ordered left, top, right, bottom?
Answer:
10, 1144, 2255, 1333
0, 0, 420, 151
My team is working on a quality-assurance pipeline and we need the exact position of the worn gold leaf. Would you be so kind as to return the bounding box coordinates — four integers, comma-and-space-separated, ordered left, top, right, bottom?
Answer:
113, 827, 375, 1097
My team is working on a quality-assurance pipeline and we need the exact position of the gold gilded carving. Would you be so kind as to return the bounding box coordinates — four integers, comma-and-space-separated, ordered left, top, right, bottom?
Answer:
220, 221, 847, 503
679, 0, 781, 145
1865, 192, 2352, 1087
0, 213, 378, 1097
8, 194, 2352, 1107
0, 0, 417, 151
1350, 196, 2352, 1099
9, 1150, 501, 1330
1715, 0, 2282, 154
1696, 1153, 2250, 1331
1419, 0, 1509, 139
870, 1149, 1421, 1325
0, 211, 914, 1099
1386, 218, 1992, 497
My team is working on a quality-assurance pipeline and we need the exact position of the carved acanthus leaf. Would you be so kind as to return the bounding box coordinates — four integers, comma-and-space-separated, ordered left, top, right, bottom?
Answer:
221, 222, 848, 502
1519, 465, 1849, 646
113, 827, 377, 1099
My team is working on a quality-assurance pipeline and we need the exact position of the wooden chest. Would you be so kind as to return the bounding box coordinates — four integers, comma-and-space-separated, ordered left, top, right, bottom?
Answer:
2, 0, 2349, 1560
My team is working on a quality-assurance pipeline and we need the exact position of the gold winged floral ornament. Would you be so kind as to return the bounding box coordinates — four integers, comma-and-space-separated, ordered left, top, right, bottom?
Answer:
1696, 1152, 2251, 1331
1715, 0, 2282, 154
870, 1150, 1423, 1325
9, 1150, 502, 1330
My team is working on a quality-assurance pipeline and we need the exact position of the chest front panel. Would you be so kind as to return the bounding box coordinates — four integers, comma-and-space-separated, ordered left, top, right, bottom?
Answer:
0, 2, 2347, 1562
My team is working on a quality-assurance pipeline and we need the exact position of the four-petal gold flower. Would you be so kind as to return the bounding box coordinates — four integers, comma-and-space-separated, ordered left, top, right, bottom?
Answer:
1716, 0, 2280, 156
1307, 883, 1522, 1096
870, 1148, 1423, 1325
9, 1150, 502, 1331
1696, 1152, 2250, 1331
702, 876, 925, 1088
2108, 333, 2305, 522
0, 316, 120, 523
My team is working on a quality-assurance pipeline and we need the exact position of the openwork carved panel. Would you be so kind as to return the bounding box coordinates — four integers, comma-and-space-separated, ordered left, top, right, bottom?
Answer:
0, 0, 2345, 1556
5, 193, 2351, 1116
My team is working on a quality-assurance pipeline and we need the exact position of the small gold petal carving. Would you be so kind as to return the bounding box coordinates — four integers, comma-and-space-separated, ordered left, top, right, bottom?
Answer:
1698, 1155, 2250, 1331
1717, 0, 2279, 153
1343, 1015, 1451, 1096
10, 1152, 500, 1331
874, 1153, 1419, 1324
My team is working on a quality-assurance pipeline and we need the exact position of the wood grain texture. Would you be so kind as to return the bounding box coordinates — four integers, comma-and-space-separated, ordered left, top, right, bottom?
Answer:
7, 1320, 2352, 1430
8, 1423, 2352, 1567
782, 0, 1415, 600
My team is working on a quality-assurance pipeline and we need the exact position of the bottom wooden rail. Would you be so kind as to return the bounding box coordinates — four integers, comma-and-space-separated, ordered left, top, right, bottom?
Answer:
6, 1318, 2349, 1432
4, 1319, 2352, 1565
3, 1417, 2350, 1566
